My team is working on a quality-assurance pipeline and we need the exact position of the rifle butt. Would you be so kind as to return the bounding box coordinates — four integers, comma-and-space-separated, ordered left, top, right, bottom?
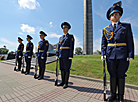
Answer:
34, 73, 37, 79
55, 77, 58, 86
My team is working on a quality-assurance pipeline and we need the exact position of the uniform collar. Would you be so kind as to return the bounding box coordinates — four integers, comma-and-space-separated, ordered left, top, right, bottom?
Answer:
63, 33, 69, 37
112, 21, 119, 27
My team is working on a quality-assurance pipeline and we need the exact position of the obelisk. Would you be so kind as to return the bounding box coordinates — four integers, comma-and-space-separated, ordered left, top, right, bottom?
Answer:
83, 0, 93, 54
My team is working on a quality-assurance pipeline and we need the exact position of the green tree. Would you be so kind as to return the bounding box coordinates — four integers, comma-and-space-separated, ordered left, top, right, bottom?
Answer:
0, 48, 9, 54
75, 47, 82, 55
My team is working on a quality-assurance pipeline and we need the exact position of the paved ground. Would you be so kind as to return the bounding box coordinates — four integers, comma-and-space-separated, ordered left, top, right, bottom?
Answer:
0, 62, 138, 102
1, 57, 57, 68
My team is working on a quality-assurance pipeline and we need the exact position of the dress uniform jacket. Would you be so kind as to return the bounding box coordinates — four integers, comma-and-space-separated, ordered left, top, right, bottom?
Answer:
57, 33, 74, 58
37, 39, 49, 58
37, 39, 49, 78
16, 43, 24, 57
24, 41, 34, 57
16, 42, 24, 70
57, 33, 74, 72
101, 22, 134, 60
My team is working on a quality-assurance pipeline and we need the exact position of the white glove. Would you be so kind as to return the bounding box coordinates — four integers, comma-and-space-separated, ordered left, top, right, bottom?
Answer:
69, 57, 72, 59
19, 56, 21, 58
28, 56, 31, 58
41, 57, 44, 59
127, 58, 133, 61
56, 56, 59, 60
101, 56, 106, 61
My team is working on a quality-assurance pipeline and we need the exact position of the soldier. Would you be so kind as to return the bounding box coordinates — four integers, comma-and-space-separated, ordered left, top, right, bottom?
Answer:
24, 35, 34, 75
56, 22, 74, 89
37, 31, 49, 80
16, 37, 24, 72
101, 2, 134, 102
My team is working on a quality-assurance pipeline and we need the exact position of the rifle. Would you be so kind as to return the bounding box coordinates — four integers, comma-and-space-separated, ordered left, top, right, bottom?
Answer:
55, 58, 59, 86
14, 56, 17, 71
103, 56, 107, 101
21, 56, 25, 74
34, 56, 38, 79
103, 46, 107, 101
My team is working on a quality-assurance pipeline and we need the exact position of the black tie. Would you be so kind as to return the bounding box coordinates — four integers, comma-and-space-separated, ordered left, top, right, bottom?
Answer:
63, 35, 65, 38
114, 24, 116, 31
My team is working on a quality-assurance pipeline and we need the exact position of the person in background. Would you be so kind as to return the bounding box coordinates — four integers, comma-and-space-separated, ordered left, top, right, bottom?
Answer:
37, 31, 49, 80
56, 22, 75, 89
16, 37, 24, 72
24, 35, 34, 75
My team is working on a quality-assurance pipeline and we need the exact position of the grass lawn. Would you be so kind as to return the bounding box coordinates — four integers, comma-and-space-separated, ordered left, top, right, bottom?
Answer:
46, 55, 138, 86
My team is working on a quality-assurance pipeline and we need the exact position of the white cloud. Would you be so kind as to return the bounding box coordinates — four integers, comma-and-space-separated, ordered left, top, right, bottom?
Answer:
0, 38, 18, 51
18, 32, 25, 35
93, 38, 101, 52
49, 22, 57, 28
49, 22, 53, 27
74, 35, 82, 49
49, 22, 52, 25
21, 24, 35, 34
47, 33, 62, 38
18, 0, 40, 9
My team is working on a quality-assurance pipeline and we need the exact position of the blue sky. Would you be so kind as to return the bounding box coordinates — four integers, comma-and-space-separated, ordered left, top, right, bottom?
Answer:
0, 0, 138, 54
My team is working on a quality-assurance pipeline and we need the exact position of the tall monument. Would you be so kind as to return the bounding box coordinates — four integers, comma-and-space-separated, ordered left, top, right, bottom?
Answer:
83, 0, 93, 54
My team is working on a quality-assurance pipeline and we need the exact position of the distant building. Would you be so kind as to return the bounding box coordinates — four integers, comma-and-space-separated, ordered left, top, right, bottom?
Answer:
83, 0, 93, 55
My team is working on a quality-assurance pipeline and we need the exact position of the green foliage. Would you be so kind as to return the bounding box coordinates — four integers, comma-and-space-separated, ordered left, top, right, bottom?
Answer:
75, 47, 82, 55
0, 48, 9, 54
46, 55, 138, 86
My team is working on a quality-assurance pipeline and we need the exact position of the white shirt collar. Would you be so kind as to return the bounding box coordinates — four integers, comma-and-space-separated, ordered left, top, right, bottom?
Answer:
112, 22, 119, 27
64, 33, 68, 36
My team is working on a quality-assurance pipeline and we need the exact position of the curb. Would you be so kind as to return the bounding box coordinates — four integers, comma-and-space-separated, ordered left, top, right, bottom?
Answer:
45, 70, 138, 90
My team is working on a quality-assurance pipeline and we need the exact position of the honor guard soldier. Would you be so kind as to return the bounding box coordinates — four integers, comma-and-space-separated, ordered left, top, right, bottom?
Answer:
101, 1, 134, 102
56, 22, 74, 89
37, 31, 49, 80
24, 35, 34, 75
16, 37, 24, 72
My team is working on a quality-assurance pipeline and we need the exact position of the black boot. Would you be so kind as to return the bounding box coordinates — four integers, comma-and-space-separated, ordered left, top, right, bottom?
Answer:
38, 67, 45, 80
63, 71, 70, 89
118, 78, 125, 102
57, 71, 65, 86
27, 65, 31, 74
107, 77, 117, 102
16, 63, 21, 72
25, 65, 28, 75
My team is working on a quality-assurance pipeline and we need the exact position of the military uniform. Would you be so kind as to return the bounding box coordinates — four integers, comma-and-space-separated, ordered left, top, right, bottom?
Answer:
37, 31, 49, 80
101, 3, 134, 102
16, 37, 24, 71
24, 35, 34, 75
57, 22, 74, 89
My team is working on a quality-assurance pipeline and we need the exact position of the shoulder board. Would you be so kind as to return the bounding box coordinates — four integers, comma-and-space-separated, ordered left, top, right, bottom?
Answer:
69, 34, 74, 37
45, 40, 47, 41
104, 25, 109, 29
59, 37, 61, 41
121, 22, 130, 25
